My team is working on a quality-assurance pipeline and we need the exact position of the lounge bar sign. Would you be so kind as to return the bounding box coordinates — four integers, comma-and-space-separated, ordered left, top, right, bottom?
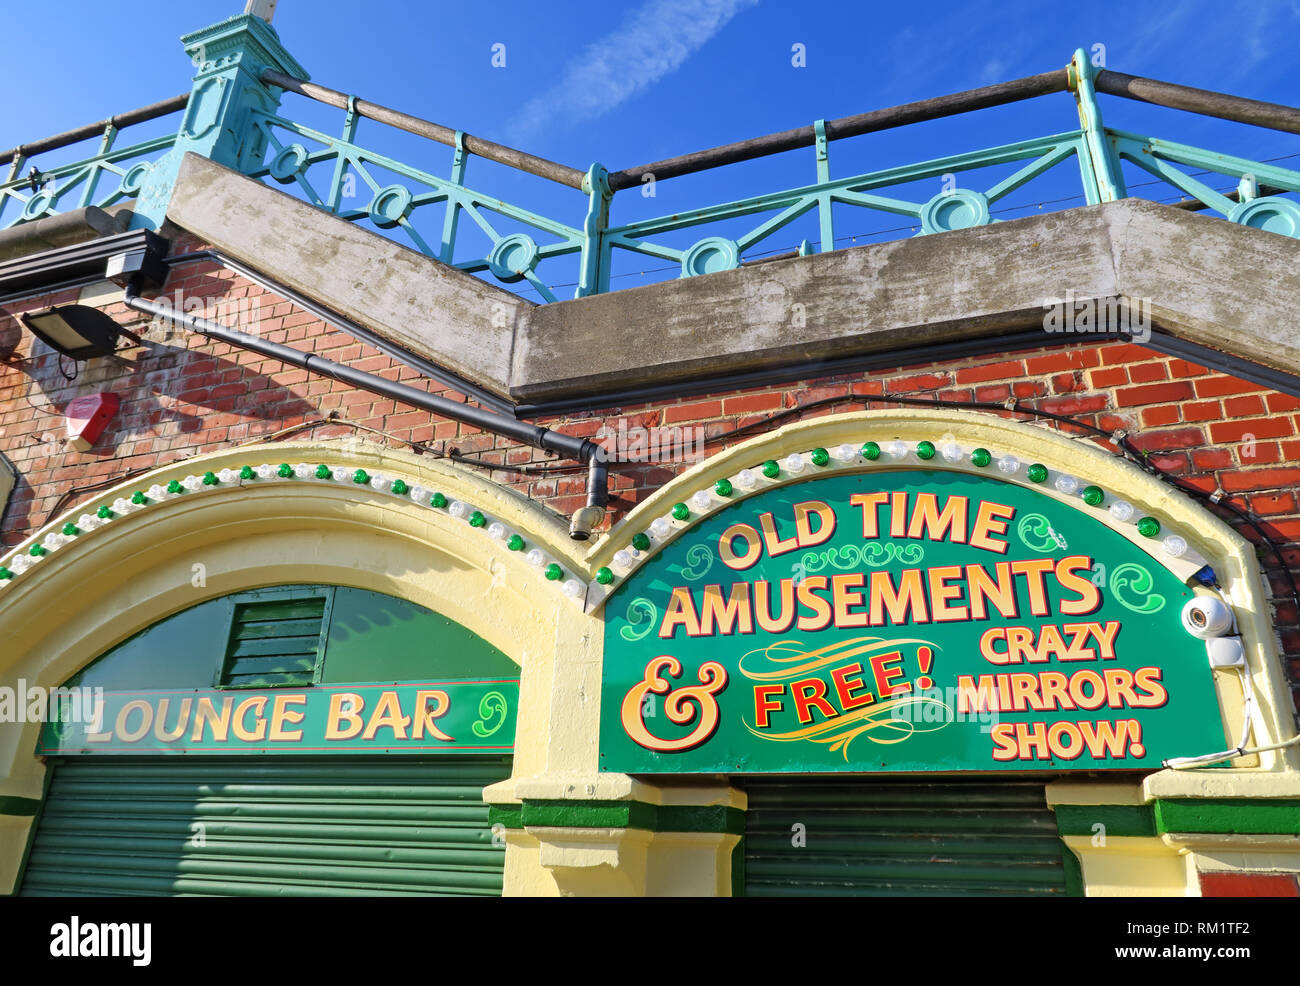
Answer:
600, 470, 1226, 773
37, 680, 517, 755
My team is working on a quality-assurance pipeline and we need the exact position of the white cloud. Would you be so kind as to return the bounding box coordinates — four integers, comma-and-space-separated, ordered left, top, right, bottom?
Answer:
505, 0, 760, 143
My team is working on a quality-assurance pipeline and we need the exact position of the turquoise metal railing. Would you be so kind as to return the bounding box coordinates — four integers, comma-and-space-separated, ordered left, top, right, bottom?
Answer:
0, 95, 188, 233
4, 37, 1299, 302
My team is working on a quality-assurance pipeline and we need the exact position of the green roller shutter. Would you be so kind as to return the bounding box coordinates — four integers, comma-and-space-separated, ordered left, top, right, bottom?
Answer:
20, 755, 511, 897
742, 778, 1071, 897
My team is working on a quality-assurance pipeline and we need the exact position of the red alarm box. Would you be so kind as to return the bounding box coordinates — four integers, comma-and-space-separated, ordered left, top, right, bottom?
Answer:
65, 393, 119, 452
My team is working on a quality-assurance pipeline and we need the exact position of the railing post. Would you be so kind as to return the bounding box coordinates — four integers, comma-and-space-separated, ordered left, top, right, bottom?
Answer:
814, 119, 833, 252
438, 131, 468, 264
1068, 48, 1126, 203
576, 163, 612, 298
130, 12, 310, 229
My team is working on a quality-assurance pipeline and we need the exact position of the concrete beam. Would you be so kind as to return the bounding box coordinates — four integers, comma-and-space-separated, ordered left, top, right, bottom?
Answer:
158, 154, 1300, 405
165, 153, 528, 397
513, 207, 1119, 399
513, 199, 1300, 401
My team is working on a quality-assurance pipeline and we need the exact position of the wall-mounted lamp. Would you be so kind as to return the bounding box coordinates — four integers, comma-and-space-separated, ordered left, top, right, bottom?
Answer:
18, 305, 141, 361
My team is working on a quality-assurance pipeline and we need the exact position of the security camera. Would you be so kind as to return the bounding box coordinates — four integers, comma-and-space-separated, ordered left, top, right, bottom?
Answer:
1181, 596, 1234, 639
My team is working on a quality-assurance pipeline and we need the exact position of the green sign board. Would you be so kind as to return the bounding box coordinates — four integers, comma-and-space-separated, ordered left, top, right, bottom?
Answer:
36, 679, 517, 755
600, 470, 1226, 773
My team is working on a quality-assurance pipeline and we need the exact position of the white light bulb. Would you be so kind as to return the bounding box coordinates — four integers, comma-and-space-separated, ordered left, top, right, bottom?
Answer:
10, 555, 31, 573
112, 498, 133, 514
410, 484, 429, 503
328, 466, 347, 483
885, 440, 908, 460
833, 443, 857, 462
1054, 475, 1079, 495
650, 517, 671, 538
42, 533, 64, 550
182, 475, 203, 491
146, 484, 166, 500
1109, 500, 1135, 522
217, 468, 238, 484
448, 500, 469, 519
691, 490, 712, 510
525, 549, 546, 567
256, 463, 276, 479
369, 473, 391, 492
613, 549, 634, 569
292, 463, 312, 479
784, 453, 806, 473
487, 522, 506, 540
562, 579, 584, 598
77, 514, 97, 532
997, 455, 1020, 474
1163, 534, 1188, 558
735, 469, 757, 489
940, 443, 963, 463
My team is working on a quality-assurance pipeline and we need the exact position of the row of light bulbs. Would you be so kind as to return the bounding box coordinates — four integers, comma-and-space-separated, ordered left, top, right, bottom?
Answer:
604, 439, 1192, 584
0, 463, 601, 603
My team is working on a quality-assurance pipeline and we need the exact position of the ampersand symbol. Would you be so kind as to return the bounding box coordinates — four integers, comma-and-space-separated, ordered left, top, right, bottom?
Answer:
620, 655, 728, 752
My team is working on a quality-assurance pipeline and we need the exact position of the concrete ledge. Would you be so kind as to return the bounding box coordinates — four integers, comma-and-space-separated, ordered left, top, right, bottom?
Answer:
157, 156, 1300, 405
165, 153, 528, 397
514, 199, 1300, 400
514, 206, 1118, 399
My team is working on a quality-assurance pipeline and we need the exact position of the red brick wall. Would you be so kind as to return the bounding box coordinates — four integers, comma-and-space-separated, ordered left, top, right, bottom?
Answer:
2, 237, 1298, 712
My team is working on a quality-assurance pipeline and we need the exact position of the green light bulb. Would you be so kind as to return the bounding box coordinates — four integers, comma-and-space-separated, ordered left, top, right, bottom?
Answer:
61, 523, 79, 537
507, 535, 525, 551
916, 441, 936, 460
167, 480, 184, 494
131, 491, 148, 505
762, 460, 780, 479
277, 463, 293, 478
203, 472, 220, 486
970, 448, 992, 468
315, 464, 331, 480
811, 447, 830, 466
391, 479, 409, 496
631, 533, 651, 551
861, 442, 881, 461
0, 567, 11, 580
239, 466, 255, 480
1082, 485, 1104, 507
469, 511, 486, 528
353, 469, 369, 484
1027, 463, 1048, 484
714, 479, 733, 497
671, 503, 690, 521
545, 563, 563, 581
431, 492, 448, 508
96, 505, 113, 519
30, 545, 46, 557
1137, 517, 1161, 538
595, 567, 614, 586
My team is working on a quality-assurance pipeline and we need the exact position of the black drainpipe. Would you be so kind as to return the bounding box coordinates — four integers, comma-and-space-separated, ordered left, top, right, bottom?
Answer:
121, 279, 609, 540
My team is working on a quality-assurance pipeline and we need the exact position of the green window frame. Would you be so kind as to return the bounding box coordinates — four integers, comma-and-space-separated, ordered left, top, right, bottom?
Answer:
215, 585, 335, 689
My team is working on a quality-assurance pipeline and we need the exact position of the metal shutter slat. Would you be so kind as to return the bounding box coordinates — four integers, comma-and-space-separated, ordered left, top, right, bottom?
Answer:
742, 778, 1070, 897
20, 755, 511, 897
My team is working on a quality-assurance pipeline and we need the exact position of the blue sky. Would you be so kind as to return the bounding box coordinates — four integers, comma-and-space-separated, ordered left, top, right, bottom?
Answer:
5, 0, 1299, 297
